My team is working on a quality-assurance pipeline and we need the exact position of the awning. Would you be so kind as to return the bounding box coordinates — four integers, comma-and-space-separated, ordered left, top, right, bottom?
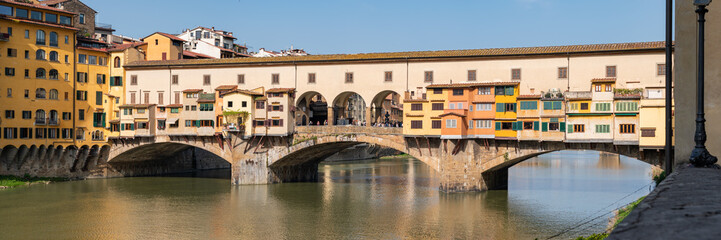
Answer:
168, 118, 179, 123
134, 119, 149, 123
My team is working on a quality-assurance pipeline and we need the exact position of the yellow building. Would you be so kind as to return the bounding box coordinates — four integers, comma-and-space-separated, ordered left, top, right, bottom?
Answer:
75, 37, 109, 145
613, 92, 641, 145
141, 32, 184, 61
639, 87, 673, 149
107, 42, 145, 138
0, 1, 77, 147
494, 82, 519, 139
402, 89, 442, 137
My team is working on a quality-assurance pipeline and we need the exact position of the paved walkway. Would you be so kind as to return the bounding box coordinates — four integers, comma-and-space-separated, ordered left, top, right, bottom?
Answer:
608, 166, 721, 240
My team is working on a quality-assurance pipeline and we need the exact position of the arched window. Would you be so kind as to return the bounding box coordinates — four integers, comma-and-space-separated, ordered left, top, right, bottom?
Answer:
113, 56, 121, 68
92, 130, 104, 141
36, 49, 46, 60
49, 69, 59, 80
49, 110, 58, 124
35, 88, 46, 99
36, 30, 46, 45
49, 32, 58, 47
49, 51, 59, 62
36, 68, 46, 79
35, 110, 46, 124
75, 128, 84, 140
49, 89, 58, 99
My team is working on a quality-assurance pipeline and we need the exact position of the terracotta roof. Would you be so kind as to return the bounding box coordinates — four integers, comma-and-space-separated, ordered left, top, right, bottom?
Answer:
426, 81, 520, 89
517, 94, 542, 99
266, 88, 295, 93
183, 50, 214, 59
182, 89, 203, 93
142, 32, 186, 42
1, 0, 76, 15
77, 46, 107, 53
214, 85, 238, 91
165, 104, 183, 108
125, 41, 666, 68
0, 15, 78, 31
220, 89, 264, 97
255, 96, 268, 101
439, 112, 467, 117
108, 42, 146, 52
591, 78, 617, 83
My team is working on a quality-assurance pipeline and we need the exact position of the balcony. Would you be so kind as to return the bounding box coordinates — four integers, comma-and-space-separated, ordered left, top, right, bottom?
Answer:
35, 118, 46, 125
48, 118, 59, 126
0, 33, 9, 41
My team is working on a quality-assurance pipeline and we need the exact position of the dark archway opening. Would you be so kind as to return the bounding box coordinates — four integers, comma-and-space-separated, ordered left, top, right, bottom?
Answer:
108, 143, 231, 178
332, 92, 366, 125
369, 90, 403, 127
296, 91, 328, 126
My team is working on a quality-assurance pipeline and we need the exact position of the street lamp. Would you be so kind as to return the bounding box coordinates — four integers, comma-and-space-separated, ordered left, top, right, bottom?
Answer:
689, 0, 718, 167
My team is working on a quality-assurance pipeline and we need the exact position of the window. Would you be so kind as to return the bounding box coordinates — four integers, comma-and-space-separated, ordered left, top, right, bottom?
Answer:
96, 74, 105, 84
519, 101, 537, 110
558, 67, 568, 79
64, 35, 69, 44
131, 75, 137, 85
620, 124, 635, 134
17, 8, 28, 18
49, 32, 57, 46
448, 103, 455, 109
271, 73, 280, 84
36, 30, 45, 45
256, 101, 265, 109
203, 75, 211, 85
616, 102, 638, 112
345, 72, 353, 83
307, 73, 315, 83
7, 48, 16, 57
5, 110, 14, 119
35, 128, 46, 139
65, 55, 68, 63
110, 76, 122, 86
499, 122, 513, 130
76, 90, 87, 101
432, 103, 444, 111
433, 89, 442, 94
495, 103, 516, 112
3, 128, 17, 139
0, 5, 12, 16
270, 119, 283, 127
24, 50, 29, 59
543, 101, 563, 110
78, 54, 86, 64
77, 109, 85, 121
444, 119, 456, 128
174, 92, 180, 104
657, 64, 666, 75
62, 112, 71, 120
49, 51, 58, 61
606, 66, 617, 78
76, 72, 87, 82
30, 11, 42, 20
641, 128, 656, 137
79, 14, 85, 24
424, 71, 433, 83
467, 70, 476, 81
495, 86, 515, 96
411, 120, 423, 129
88, 55, 97, 65
478, 87, 491, 95
200, 103, 214, 111
580, 103, 589, 110
6, 88, 11, 98
523, 121, 534, 130
254, 120, 265, 127
35, 88, 46, 99
385, 71, 392, 82
411, 103, 423, 111
113, 57, 121, 68
24, 89, 28, 98
35, 49, 45, 60
170, 108, 179, 113
19, 128, 31, 139
451, 89, 463, 96
595, 103, 611, 111
476, 120, 492, 129
5, 67, 15, 76
59, 15, 71, 25
511, 68, 521, 80
605, 85, 613, 92
476, 103, 492, 111
595, 85, 603, 92
49, 89, 58, 99
22, 111, 31, 119
595, 124, 610, 133
95, 91, 103, 105
572, 124, 585, 133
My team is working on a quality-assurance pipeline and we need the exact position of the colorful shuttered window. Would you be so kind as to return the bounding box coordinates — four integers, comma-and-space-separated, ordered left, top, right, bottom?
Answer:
520, 101, 537, 110
542, 122, 549, 132
559, 122, 566, 132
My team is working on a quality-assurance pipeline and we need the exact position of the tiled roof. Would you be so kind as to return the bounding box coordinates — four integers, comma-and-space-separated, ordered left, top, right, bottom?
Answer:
142, 32, 186, 42
214, 85, 237, 91
0, 15, 78, 31
255, 96, 268, 101
2, 0, 75, 14
183, 50, 214, 59
439, 112, 466, 117
517, 94, 542, 99
220, 89, 264, 97
125, 41, 666, 68
426, 81, 520, 89
77, 46, 107, 53
182, 89, 203, 93
108, 42, 146, 52
591, 78, 617, 83
266, 88, 295, 93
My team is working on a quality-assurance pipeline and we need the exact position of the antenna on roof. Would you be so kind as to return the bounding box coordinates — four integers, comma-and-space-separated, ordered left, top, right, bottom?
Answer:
450, 79, 453, 84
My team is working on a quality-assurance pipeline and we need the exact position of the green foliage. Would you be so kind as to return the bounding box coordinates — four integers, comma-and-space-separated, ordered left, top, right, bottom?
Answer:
574, 233, 609, 240
222, 110, 250, 125
503, 152, 509, 161
613, 88, 643, 95
613, 196, 646, 229
291, 136, 318, 146
0, 175, 67, 188
653, 171, 667, 186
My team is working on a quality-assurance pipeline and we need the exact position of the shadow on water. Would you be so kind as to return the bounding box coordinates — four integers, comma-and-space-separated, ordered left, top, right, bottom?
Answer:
156, 168, 231, 179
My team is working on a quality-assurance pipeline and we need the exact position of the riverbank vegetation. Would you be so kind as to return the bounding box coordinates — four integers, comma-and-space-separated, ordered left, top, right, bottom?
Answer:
379, 153, 410, 159
0, 175, 67, 189
574, 196, 646, 240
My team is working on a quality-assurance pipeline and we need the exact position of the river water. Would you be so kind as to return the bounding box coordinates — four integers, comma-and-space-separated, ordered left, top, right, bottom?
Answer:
0, 150, 652, 239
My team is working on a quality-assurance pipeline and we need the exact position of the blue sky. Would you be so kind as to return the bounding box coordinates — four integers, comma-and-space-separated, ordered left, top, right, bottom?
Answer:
85, 0, 667, 54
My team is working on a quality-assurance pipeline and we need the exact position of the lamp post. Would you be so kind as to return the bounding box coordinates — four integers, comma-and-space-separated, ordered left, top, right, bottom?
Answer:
689, 0, 718, 167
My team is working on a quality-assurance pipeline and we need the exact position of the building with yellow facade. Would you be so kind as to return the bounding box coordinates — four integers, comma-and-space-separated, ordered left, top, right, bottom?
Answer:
141, 32, 184, 61
0, 0, 77, 147
75, 37, 109, 144
494, 82, 519, 139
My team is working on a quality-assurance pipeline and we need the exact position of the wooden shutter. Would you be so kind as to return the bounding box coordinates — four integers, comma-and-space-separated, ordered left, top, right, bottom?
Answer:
567, 124, 573, 133
534, 121, 539, 131
560, 122, 566, 132
542, 122, 548, 132
496, 103, 504, 112
279, 105, 283, 111
279, 119, 283, 127
495, 122, 501, 130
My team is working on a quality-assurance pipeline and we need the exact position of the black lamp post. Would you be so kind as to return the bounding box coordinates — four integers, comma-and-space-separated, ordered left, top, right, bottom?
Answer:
689, 0, 718, 167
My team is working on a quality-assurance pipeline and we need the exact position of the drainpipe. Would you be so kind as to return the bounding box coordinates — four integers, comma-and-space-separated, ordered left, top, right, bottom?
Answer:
664, 0, 673, 172
72, 32, 77, 146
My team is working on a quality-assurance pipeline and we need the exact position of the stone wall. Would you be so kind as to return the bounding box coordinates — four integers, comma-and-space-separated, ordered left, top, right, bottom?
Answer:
0, 144, 109, 179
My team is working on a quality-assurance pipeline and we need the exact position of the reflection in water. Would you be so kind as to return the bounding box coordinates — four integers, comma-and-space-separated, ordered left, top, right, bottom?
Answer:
0, 150, 651, 239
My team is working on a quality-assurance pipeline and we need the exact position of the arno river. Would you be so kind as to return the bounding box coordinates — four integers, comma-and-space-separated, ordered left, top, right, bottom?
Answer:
0, 150, 652, 239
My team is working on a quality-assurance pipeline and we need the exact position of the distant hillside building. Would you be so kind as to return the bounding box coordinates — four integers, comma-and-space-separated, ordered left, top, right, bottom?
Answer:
176, 26, 249, 58
252, 47, 309, 57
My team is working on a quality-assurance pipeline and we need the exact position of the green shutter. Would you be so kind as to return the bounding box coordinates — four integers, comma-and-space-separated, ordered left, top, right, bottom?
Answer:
121, 124, 124, 131
544, 101, 552, 110
101, 113, 106, 128
496, 103, 504, 112
567, 124, 573, 133
531, 101, 537, 110
495, 122, 501, 130
534, 121, 539, 131
542, 122, 549, 132
512, 103, 517, 112
505, 86, 514, 96
553, 101, 562, 110
560, 122, 566, 132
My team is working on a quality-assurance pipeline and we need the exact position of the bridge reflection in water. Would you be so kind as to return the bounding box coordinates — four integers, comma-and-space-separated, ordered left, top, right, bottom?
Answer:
0, 151, 651, 239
